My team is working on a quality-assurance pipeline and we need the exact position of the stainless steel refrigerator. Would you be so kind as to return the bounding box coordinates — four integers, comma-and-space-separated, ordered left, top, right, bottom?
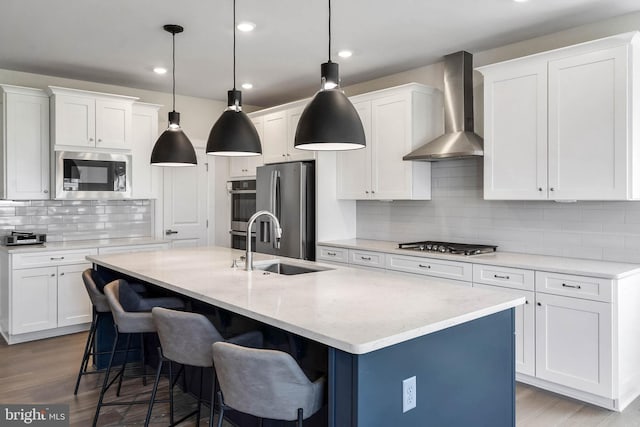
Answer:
255, 161, 315, 260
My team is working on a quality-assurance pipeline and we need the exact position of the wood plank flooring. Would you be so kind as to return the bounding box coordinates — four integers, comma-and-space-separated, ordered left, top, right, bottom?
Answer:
2, 332, 640, 426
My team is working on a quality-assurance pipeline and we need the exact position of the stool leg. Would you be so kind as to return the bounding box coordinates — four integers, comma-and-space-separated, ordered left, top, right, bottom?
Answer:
74, 309, 97, 395
297, 408, 303, 427
92, 326, 120, 427
144, 348, 164, 427
196, 367, 203, 425
141, 332, 147, 386
209, 370, 217, 427
116, 333, 132, 397
216, 391, 225, 427
169, 360, 175, 426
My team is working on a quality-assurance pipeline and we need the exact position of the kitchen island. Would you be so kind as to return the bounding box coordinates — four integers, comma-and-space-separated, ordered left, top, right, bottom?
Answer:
88, 246, 524, 427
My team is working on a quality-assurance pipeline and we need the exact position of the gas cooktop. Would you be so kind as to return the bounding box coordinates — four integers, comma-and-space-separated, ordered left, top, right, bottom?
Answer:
398, 241, 497, 256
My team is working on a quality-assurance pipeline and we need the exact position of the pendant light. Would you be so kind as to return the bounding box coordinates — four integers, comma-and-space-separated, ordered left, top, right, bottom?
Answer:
151, 24, 197, 167
206, 0, 262, 157
294, 0, 365, 151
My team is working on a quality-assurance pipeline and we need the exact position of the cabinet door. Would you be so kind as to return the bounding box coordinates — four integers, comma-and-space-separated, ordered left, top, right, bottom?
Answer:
535, 292, 612, 397
286, 106, 315, 162
95, 99, 132, 149
482, 62, 548, 200
11, 267, 58, 334
57, 263, 92, 327
132, 104, 160, 198
548, 46, 629, 200
336, 100, 372, 199
55, 95, 95, 147
475, 284, 535, 376
229, 157, 250, 178
5, 92, 50, 199
371, 93, 413, 199
262, 111, 287, 164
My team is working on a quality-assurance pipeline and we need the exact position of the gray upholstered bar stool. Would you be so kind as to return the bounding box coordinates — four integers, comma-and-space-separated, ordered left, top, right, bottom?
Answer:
92, 280, 184, 427
73, 269, 112, 395
212, 342, 326, 427
145, 307, 263, 427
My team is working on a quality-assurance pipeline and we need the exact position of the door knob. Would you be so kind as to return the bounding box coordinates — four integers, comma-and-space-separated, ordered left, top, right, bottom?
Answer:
165, 229, 179, 235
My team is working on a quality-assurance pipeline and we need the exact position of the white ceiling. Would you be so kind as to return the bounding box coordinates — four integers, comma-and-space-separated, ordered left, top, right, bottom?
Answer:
2, 0, 639, 107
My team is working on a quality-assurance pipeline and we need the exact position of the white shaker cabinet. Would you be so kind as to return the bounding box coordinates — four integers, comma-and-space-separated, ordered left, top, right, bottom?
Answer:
11, 266, 58, 334
337, 83, 441, 200
229, 116, 264, 178
56, 262, 93, 327
479, 32, 640, 200
132, 103, 161, 198
48, 86, 138, 151
257, 103, 315, 165
0, 85, 50, 200
285, 105, 314, 163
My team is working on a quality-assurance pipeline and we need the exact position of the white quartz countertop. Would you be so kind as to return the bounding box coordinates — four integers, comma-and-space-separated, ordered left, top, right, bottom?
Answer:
318, 239, 640, 279
87, 246, 523, 355
1, 237, 169, 254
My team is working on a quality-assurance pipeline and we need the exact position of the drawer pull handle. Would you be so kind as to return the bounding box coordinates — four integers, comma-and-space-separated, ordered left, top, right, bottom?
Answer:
327, 252, 337, 256
50, 256, 65, 260
360, 256, 372, 261
418, 264, 431, 269
561, 283, 581, 289
494, 274, 510, 280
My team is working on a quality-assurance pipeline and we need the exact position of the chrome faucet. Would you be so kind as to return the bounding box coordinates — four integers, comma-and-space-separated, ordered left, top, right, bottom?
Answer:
245, 210, 282, 271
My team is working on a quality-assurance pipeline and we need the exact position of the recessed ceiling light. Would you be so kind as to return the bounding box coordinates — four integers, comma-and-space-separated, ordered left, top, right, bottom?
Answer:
513, 0, 528, 3
153, 67, 167, 75
338, 50, 353, 58
242, 83, 253, 89
237, 22, 256, 32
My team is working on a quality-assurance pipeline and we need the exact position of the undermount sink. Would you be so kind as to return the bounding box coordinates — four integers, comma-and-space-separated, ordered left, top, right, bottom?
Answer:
254, 262, 331, 276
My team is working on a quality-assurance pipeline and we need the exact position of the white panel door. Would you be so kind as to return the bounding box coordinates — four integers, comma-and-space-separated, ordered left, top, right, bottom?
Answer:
132, 104, 160, 198
535, 292, 612, 397
5, 92, 50, 199
95, 99, 132, 149
56, 95, 95, 147
262, 111, 287, 164
548, 46, 629, 200
371, 93, 412, 199
57, 263, 92, 327
336, 100, 372, 199
475, 283, 535, 376
163, 151, 209, 248
483, 62, 548, 200
11, 267, 58, 334
286, 105, 315, 162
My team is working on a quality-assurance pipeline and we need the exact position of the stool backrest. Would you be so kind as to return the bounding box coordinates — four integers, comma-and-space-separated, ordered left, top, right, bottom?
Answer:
103, 281, 156, 334
82, 269, 110, 313
212, 342, 325, 421
152, 307, 224, 367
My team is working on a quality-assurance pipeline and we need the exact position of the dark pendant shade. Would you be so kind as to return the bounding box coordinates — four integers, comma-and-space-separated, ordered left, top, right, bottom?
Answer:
150, 118, 197, 166
206, 109, 262, 156
294, 89, 366, 151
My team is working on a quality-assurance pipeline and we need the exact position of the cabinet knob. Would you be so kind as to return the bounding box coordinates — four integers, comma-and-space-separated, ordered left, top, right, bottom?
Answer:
365, 191, 369, 194
60, 272, 65, 276
537, 302, 542, 306
371, 190, 375, 194
550, 187, 555, 191
538, 187, 543, 192
50, 274, 55, 277
89, 138, 94, 142
282, 154, 286, 157
287, 153, 291, 157
44, 190, 49, 194
525, 300, 529, 304
98, 138, 102, 142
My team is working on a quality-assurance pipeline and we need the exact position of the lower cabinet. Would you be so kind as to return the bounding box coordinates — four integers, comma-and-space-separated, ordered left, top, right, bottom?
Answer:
535, 292, 612, 397
11, 267, 58, 334
57, 263, 93, 327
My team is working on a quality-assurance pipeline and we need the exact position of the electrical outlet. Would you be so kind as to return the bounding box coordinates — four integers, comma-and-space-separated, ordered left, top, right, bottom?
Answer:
402, 376, 417, 413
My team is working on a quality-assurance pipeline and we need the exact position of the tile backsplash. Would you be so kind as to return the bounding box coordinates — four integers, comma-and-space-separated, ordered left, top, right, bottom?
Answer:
357, 159, 640, 264
0, 199, 153, 242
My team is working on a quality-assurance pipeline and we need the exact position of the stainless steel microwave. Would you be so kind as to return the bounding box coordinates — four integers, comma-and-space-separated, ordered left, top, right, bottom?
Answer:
54, 151, 131, 200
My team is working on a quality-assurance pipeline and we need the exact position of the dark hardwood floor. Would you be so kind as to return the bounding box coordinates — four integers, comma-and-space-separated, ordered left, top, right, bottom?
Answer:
1, 332, 640, 426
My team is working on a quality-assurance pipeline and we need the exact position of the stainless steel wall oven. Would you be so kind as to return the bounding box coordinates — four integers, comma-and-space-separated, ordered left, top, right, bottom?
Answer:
228, 179, 256, 251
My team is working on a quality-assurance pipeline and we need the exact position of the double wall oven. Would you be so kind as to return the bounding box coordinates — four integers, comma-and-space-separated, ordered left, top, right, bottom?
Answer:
228, 179, 256, 251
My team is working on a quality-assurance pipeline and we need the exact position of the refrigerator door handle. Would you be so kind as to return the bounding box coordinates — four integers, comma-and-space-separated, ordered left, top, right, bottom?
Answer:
274, 170, 281, 249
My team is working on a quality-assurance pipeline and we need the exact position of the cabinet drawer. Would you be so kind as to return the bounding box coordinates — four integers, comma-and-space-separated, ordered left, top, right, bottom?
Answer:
473, 264, 534, 291
317, 246, 348, 264
349, 249, 385, 269
386, 254, 472, 282
535, 271, 612, 302
12, 248, 98, 269
98, 244, 169, 255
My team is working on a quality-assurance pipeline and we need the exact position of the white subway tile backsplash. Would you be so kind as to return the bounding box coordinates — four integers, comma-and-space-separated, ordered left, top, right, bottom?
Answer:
356, 159, 640, 263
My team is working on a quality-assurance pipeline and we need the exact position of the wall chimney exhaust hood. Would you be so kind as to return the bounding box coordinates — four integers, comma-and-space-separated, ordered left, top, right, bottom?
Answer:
403, 51, 483, 161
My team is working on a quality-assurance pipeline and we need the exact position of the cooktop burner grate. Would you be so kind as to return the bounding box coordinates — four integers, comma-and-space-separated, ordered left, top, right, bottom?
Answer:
398, 241, 497, 256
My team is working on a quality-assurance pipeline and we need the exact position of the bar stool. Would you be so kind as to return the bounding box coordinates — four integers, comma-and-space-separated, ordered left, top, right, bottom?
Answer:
92, 280, 184, 427
212, 342, 326, 427
145, 307, 263, 427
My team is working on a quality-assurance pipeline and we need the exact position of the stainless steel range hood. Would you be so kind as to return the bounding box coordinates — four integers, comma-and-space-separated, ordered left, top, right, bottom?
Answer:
403, 51, 483, 161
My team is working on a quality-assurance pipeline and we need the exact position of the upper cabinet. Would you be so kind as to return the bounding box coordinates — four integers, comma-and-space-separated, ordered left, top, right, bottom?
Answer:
337, 83, 443, 200
250, 101, 315, 165
131, 103, 161, 198
229, 115, 264, 178
48, 86, 138, 151
0, 85, 50, 200
479, 32, 640, 200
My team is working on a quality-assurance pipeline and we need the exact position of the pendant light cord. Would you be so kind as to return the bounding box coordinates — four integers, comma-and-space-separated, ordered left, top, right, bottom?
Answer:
172, 31, 176, 112
328, 0, 332, 62
233, 0, 237, 90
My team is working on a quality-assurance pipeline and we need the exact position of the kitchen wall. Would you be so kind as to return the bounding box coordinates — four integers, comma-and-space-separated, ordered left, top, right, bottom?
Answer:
352, 10, 640, 264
